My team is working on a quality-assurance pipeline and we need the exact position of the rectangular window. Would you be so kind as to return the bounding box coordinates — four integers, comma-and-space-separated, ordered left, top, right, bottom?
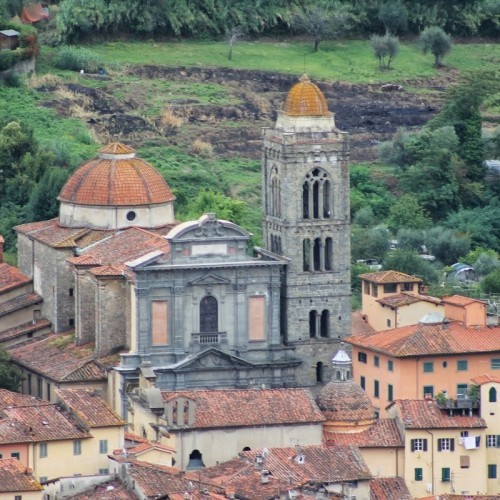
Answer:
423, 361, 434, 373
37, 377, 43, 398
457, 384, 468, 396
11, 452, 20, 460
486, 435, 500, 448
441, 467, 451, 482
73, 440, 82, 456
374, 380, 379, 398
99, 440, 108, 454
39, 477, 47, 483
358, 352, 367, 364
364, 282, 370, 294
388, 360, 393, 371
423, 386, 434, 398
372, 283, 378, 297
248, 296, 266, 341
460, 455, 470, 468
491, 358, 500, 369
402, 282, 414, 292
360, 376, 365, 390
460, 431, 469, 438
457, 360, 468, 371
414, 468, 423, 481
411, 438, 428, 452
15, 496, 22, 500
374, 356, 379, 367
383, 283, 397, 293
488, 464, 497, 479
46, 383, 51, 401
99, 468, 109, 475
27, 374, 32, 395
386, 318, 391, 328
69, 288, 74, 297
438, 438, 455, 452
388, 384, 394, 402
151, 301, 169, 345
39, 443, 47, 458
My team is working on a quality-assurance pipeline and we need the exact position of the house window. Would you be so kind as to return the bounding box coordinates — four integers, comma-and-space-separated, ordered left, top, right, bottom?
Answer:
374, 380, 379, 398
200, 296, 218, 333
46, 383, 51, 401
457, 360, 468, 371
99, 468, 109, 475
457, 384, 468, 396
486, 435, 500, 448
460, 431, 469, 438
383, 283, 397, 293
11, 452, 20, 460
411, 439, 428, 452
37, 377, 43, 398
488, 464, 497, 479
423, 362, 433, 373
438, 438, 455, 452
27, 374, 32, 395
386, 318, 391, 328
360, 376, 365, 390
358, 352, 367, 364
374, 356, 379, 367
364, 281, 370, 294
460, 455, 470, 468
423, 386, 434, 398
372, 284, 378, 297
15, 496, 22, 500
99, 440, 108, 454
39, 443, 47, 458
414, 468, 423, 481
489, 387, 497, 402
441, 467, 451, 482
491, 358, 500, 369
73, 440, 82, 455
402, 282, 413, 292
39, 477, 47, 483
388, 384, 394, 402
388, 360, 393, 371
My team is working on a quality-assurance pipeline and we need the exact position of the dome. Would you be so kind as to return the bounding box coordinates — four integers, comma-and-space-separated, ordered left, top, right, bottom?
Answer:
58, 143, 175, 207
283, 74, 330, 117
317, 380, 375, 423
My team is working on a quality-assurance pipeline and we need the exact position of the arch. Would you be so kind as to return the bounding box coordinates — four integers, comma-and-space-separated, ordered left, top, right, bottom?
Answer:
302, 168, 333, 220
270, 170, 281, 218
320, 310, 330, 338
200, 296, 218, 333
324, 237, 333, 271
242, 446, 251, 451
316, 361, 324, 383
489, 387, 497, 403
323, 180, 331, 218
187, 449, 205, 470
335, 370, 341, 381
303, 239, 311, 271
302, 182, 309, 218
309, 310, 317, 337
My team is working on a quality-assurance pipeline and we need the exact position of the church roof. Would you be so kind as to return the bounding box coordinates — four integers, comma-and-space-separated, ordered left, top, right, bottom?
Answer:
324, 419, 403, 448
283, 74, 330, 116
317, 380, 375, 423
58, 142, 176, 207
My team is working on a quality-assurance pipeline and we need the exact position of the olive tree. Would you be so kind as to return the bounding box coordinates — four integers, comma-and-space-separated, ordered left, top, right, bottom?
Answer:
371, 33, 399, 69
420, 26, 452, 67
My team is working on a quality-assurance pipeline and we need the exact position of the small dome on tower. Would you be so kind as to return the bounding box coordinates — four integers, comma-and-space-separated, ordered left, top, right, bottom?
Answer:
283, 74, 330, 117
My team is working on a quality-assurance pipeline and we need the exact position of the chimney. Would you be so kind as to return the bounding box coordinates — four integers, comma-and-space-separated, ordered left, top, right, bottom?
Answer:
0, 235, 4, 263
261, 470, 270, 484
254, 454, 264, 470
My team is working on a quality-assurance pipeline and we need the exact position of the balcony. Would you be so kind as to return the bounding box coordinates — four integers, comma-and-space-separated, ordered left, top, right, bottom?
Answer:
436, 394, 479, 415
190, 331, 228, 353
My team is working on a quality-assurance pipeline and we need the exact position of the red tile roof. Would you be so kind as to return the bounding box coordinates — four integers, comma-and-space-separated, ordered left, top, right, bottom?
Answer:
377, 292, 442, 309
471, 374, 500, 385
120, 432, 175, 456
0, 319, 51, 343
324, 419, 404, 448
346, 321, 500, 357
56, 388, 125, 428
390, 399, 486, 429
68, 480, 136, 499
8, 333, 116, 383
0, 458, 43, 492
58, 143, 176, 206
0, 388, 50, 409
0, 292, 42, 317
442, 295, 487, 306
351, 311, 376, 336
359, 270, 421, 284
162, 388, 325, 429
370, 477, 412, 500
0, 262, 31, 294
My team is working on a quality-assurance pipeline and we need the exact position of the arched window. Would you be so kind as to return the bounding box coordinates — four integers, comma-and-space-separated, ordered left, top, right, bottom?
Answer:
309, 310, 317, 337
313, 238, 321, 271
270, 174, 281, 217
320, 310, 329, 338
242, 446, 251, 451
324, 237, 332, 270
489, 387, 497, 403
187, 449, 205, 469
302, 169, 333, 220
303, 239, 311, 271
316, 362, 324, 383
200, 296, 218, 332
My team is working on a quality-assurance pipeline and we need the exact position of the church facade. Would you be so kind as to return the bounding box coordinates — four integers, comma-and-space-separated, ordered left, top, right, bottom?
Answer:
14, 76, 351, 415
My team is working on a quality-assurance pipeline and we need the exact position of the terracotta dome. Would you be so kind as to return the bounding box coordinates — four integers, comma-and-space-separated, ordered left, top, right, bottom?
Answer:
317, 380, 375, 423
58, 143, 175, 207
283, 74, 330, 117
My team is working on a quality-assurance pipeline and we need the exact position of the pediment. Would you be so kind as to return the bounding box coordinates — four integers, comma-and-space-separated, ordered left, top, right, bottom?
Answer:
172, 348, 255, 371
189, 273, 231, 286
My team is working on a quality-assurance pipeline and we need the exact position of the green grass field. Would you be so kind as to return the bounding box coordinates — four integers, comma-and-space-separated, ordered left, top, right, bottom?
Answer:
90, 39, 500, 84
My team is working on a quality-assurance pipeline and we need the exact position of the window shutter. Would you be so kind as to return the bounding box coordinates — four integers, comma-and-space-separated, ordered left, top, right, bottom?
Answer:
437, 439, 442, 451
475, 436, 480, 447
423, 439, 428, 452
496, 435, 500, 448
411, 440, 415, 452
450, 439, 455, 451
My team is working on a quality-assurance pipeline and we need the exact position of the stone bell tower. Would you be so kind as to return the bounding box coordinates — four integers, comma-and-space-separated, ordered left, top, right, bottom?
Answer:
262, 75, 351, 386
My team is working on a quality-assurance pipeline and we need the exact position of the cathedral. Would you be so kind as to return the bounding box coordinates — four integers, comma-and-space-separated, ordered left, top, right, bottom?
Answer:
14, 75, 351, 414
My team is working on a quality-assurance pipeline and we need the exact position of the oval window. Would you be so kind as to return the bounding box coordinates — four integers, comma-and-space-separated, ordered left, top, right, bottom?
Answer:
126, 211, 136, 221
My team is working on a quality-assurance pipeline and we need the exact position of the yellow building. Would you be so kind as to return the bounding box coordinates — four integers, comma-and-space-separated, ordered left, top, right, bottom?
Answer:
0, 458, 44, 500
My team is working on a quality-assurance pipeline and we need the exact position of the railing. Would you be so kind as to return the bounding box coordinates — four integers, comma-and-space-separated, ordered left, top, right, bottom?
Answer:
191, 332, 227, 350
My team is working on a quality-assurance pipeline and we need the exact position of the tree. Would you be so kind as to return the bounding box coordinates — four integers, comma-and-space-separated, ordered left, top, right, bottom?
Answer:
481, 268, 500, 294
387, 195, 431, 233
462, 247, 499, 266
420, 26, 452, 67
351, 225, 390, 262
473, 253, 500, 277
378, 1, 408, 34
424, 227, 471, 265
292, 6, 351, 52
227, 26, 245, 61
184, 189, 246, 226
353, 206, 376, 228
0, 348, 23, 391
371, 33, 399, 69
383, 249, 438, 284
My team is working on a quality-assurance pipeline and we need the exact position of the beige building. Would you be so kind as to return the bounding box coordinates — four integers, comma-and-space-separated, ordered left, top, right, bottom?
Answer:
0, 458, 44, 500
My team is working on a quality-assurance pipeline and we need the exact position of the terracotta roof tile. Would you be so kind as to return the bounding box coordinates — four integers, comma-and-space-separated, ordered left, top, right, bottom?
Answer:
56, 388, 125, 428
0, 319, 51, 343
376, 292, 442, 308
69, 480, 135, 499
162, 388, 325, 428
324, 419, 404, 448
351, 311, 376, 336
0, 292, 42, 317
442, 295, 487, 306
391, 399, 486, 429
0, 388, 50, 409
370, 477, 412, 500
284, 75, 330, 116
120, 432, 175, 456
346, 321, 500, 357
0, 458, 43, 492
8, 333, 110, 383
359, 270, 421, 284
100, 142, 135, 155
0, 263, 31, 294
471, 374, 500, 385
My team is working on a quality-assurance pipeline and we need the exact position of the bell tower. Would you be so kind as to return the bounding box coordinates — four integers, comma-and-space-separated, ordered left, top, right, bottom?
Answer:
262, 75, 351, 386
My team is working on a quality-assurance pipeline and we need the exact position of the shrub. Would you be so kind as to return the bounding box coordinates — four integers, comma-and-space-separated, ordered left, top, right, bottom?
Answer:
191, 138, 214, 157
160, 108, 183, 132
3, 72, 22, 88
54, 45, 102, 73
481, 268, 500, 294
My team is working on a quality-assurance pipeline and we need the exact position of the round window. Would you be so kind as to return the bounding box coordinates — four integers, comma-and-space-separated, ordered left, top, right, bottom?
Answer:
126, 211, 136, 221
